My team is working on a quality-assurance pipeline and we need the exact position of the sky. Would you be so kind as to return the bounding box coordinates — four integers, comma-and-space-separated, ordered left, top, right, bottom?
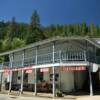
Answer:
0, 0, 100, 26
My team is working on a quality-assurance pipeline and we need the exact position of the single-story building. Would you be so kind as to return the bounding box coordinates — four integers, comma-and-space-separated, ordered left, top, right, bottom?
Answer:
0, 36, 100, 97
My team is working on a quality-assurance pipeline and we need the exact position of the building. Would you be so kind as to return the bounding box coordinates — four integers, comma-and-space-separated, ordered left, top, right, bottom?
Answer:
0, 36, 100, 97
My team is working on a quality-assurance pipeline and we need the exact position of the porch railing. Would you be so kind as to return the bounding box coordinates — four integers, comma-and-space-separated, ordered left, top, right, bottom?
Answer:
0, 51, 87, 69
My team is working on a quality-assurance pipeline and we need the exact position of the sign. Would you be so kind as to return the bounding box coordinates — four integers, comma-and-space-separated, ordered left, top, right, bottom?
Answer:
40, 68, 49, 72
4, 68, 10, 75
62, 66, 86, 71
91, 63, 98, 72
12, 68, 22, 71
11, 66, 32, 71
25, 69, 32, 73
23, 66, 32, 71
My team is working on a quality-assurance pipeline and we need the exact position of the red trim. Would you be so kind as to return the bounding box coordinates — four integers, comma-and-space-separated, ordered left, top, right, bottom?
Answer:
3, 66, 33, 72
25, 69, 33, 73
62, 66, 86, 71
40, 68, 49, 72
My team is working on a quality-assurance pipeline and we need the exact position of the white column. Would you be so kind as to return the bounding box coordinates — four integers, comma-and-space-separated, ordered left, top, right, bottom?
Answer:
84, 50, 87, 61
52, 42, 55, 97
89, 65, 93, 96
59, 50, 62, 63
8, 53, 13, 94
20, 50, 25, 95
34, 47, 38, 95
20, 70, 24, 95
0, 63, 3, 91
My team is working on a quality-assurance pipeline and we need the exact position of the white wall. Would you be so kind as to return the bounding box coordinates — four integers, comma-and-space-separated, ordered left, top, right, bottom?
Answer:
74, 71, 87, 90
12, 72, 18, 84
43, 67, 75, 92
43, 72, 50, 82
60, 71, 74, 92
28, 70, 35, 84
17, 71, 21, 84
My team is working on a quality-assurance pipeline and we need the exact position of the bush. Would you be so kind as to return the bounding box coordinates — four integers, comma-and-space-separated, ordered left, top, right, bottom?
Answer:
56, 88, 63, 97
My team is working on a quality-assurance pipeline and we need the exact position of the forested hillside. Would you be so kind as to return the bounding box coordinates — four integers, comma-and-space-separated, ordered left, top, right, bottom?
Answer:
0, 10, 100, 53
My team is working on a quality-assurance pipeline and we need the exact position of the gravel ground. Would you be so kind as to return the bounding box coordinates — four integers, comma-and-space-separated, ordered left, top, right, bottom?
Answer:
1, 94, 100, 100
77, 96, 100, 100
0, 94, 75, 100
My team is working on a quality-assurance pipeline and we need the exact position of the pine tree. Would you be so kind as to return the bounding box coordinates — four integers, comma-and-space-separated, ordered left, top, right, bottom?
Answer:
26, 10, 45, 44
81, 22, 87, 36
89, 23, 96, 37
3, 17, 17, 50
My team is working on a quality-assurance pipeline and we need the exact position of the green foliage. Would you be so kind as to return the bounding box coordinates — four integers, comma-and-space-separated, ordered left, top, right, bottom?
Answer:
2, 39, 11, 51
30, 10, 40, 30
0, 40, 3, 52
0, 10, 100, 54
11, 38, 25, 49
25, 10, 46, 44
55, 85, 63, 97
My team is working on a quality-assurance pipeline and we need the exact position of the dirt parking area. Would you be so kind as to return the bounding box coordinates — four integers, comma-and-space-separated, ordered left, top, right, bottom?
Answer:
77, 96, 100, 100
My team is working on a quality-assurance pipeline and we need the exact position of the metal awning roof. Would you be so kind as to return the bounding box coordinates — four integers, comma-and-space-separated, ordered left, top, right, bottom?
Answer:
0, 36, 100, 56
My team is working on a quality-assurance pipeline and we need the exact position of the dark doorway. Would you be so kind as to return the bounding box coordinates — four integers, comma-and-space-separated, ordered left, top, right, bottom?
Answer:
91, 71, 100, 93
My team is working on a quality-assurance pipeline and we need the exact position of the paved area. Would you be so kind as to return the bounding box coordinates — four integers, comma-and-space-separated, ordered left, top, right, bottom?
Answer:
0, 94, 75, 100
1, 94, 100, 100
77, 96, 100, 100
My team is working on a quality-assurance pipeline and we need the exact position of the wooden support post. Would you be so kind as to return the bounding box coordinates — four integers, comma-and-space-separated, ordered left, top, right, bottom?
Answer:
20, 50, 25, 96
89, 65, 93, 96
52, 42, 55, 97
8, 53, 13, 95
34, 68, 37, 95
34, 47, 38, 96
0, 63, 3, 91
52, 66, 55, 97
20, 70, 24, 96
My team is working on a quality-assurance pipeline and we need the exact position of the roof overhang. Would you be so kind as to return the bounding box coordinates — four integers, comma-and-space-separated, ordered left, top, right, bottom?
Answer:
0, 36, 100, 56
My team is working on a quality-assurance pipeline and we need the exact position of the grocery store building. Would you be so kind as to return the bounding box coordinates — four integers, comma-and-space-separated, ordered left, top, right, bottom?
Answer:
0, 36, 100, 97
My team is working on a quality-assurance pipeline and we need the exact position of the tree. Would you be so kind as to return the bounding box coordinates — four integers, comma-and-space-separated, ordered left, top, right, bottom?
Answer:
0, 20, 8, 40
4, 17, 18, 50
96, 26, 100, 37
17, 23, 28, 39
89, 23, 96, 37
30, 10, 40, 30
81, 22, 87, 36
26, 10, 45, 44
6, 17, 18, 39
11, 38, 25, 49
0, 40, 3, 52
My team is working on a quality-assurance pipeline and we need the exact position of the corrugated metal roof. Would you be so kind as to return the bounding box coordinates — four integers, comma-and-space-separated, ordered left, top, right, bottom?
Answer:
0, 36, 100, 56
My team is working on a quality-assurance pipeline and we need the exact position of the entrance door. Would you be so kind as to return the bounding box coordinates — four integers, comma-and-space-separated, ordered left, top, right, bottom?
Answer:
74, 71, 88, 91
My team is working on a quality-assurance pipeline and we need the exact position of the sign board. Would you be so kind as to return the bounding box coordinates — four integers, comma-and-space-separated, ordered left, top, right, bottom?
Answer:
91, 63, 98, 72
12, 68, 22, 71
62, 66, 86, 71
23, 66, 32, 71
11, 66, 32, 71
40, 68, 49, 72
25, 69, 32, 73
4, 68, 10, 75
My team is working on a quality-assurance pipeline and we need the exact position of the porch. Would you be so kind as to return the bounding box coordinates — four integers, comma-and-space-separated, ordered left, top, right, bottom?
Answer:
0, 50, 95, 68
